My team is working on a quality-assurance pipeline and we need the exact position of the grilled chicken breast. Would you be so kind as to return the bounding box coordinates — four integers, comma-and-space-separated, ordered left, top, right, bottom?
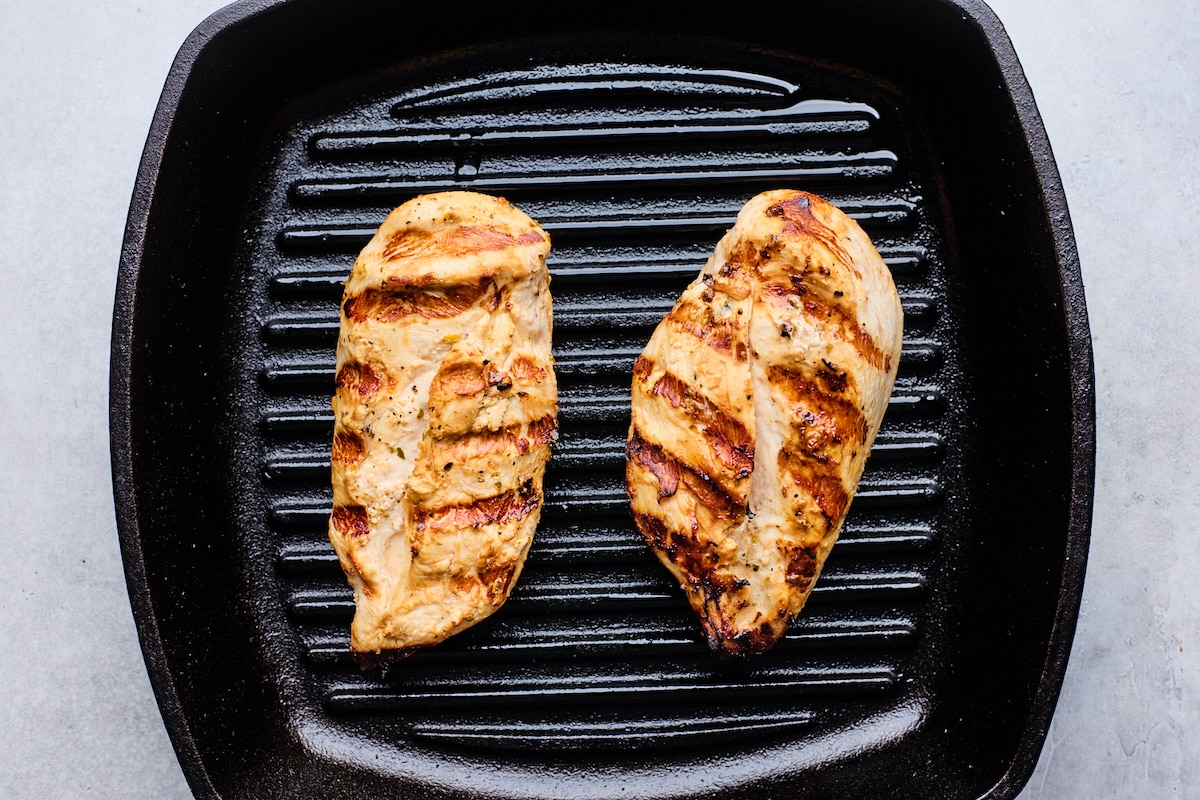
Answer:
626, 190, 903, 656
328, 191, 556, 663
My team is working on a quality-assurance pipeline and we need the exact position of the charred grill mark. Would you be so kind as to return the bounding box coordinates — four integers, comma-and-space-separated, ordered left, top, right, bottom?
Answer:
630, 514, 745, 610
785, 546, 819, 591
448, 558, 517, 604
650, 371, 754, 474
715, 616, 782, 658
778, 450, 851, 530
335, 360, 383, 398
807, 299, 889, 371
431, 362, 487, 398
765, 192, 854, 267
632, 354, 654, 384
763, 280, 891, 371
770, 364, 868, 447
817, 359, 850, 394
747, 623, 784, 656
526, 414, 559, 447
382, 227, 439, 262
445, 425, 523, 460
632, 511, 670, 550
436, 414, 556, 463
701, 405, 754, 475
509, 356, 548, 383
381, 224, 546, 262
627, 429, 745, 515
680, 468, 745, 518
342, 279, 492, 323
474, 356, 549, 397
627, 429, 680, 498
796, 401, 861, 464
711, 241, 759, 295
331, 429, 366, 465
689, 565, 748, 602
758, 195, 892, 371
414, 482, 541, 531
649, 371, 688, 407
666, 296, 748, 361
770, 363, 865, 531
331, 505, 370, 538
478, 561, 518, 602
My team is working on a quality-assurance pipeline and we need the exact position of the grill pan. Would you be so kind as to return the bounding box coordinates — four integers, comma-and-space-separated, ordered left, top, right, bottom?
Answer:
110, 0, 1094, 797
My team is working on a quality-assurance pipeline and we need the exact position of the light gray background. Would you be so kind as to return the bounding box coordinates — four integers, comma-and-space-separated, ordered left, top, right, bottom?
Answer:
1, 0, 1196, 796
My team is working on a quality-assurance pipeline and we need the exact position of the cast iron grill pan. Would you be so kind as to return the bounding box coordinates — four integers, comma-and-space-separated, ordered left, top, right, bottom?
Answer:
112, 2, 1093, 798
255, 54, 952, 744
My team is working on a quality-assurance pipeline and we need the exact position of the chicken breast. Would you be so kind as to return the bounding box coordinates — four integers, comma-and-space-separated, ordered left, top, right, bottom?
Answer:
328, 191, 557, 663
626, 190, 903, 656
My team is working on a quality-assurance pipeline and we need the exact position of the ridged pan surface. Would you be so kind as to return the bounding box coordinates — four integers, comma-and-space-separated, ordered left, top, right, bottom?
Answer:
260, 54, 945, 734
113, 2, 1093, 799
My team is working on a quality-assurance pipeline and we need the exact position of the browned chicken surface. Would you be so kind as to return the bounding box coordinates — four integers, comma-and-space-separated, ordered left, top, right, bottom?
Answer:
328, 191, 556, 663
626, 190, 903, 656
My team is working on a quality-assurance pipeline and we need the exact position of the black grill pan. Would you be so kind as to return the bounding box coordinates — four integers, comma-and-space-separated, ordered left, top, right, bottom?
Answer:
111, 0, 1094, 797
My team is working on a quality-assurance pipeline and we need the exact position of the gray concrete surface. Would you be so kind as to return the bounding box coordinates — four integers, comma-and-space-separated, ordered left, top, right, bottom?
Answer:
1, 0, 1196, 797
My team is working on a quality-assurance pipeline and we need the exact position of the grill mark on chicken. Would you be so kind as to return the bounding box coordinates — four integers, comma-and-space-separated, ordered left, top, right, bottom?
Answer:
785, 546, 819, 591
456, 561, 519, 604
342, 280, 493, 323
430, 356, 549, 404
435, 415, 558, 461
664, 295, 749, 361
331, 429, 366, 465
331, 505, 370, 538
335, 360, 383, 397
631, 512, 744, 608
632, 354, 654, 383
691, 569, 749, 604
526, 414, 559, 448
441, 425, 525, 460
733, 623, 780, 656
382, 224, 547, 263
648, 369, 687, 407
680, 469, 746, 519
627, 429, 745, 517
626, 430, 681, 498
770, 362, 866, 529
766, 192, 854, 267
633, 511, 670, 550
413, 482, 542, 532
713, 240, 761, 283
430, 361, 488, 398
509, 356, 548, 383
770, 364, 868, 446
777, 451, 851, 530
764, 281, 892, 371
650, 370, 754, 473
